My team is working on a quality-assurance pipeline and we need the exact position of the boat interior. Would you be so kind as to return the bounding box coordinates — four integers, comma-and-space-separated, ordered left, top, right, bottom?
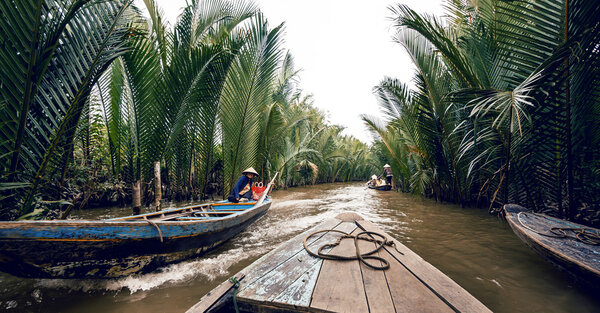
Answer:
107, 200, 264, 222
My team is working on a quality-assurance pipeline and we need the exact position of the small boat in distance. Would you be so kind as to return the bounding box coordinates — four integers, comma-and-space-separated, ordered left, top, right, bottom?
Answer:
370, 184, 392, 191
504, 204, 600, 291
0, 175, 278, 279
366, 175, 392, 191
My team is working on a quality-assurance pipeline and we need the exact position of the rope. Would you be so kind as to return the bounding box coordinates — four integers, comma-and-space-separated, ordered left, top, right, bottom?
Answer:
303, 229, 403, 271
228, 276, 241, 313
517, 212, 600, 245
146, 219, 164, 243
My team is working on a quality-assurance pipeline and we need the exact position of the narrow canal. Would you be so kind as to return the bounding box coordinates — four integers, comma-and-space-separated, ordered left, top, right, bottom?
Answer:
1, 183, 599, 312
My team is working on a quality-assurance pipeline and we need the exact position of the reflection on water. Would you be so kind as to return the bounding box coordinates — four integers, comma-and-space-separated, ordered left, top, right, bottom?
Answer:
1, 183, 599, 312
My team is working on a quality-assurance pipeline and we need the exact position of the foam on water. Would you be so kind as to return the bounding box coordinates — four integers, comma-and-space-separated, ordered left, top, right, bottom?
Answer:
106, 248, 246, 293
34, 247, 250, 294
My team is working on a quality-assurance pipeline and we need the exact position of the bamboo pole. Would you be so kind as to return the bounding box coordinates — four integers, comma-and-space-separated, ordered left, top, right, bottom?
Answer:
154, 161, 162, 211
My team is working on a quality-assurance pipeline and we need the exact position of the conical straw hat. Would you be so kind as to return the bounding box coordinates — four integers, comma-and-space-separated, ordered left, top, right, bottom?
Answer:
242, 167, 259, 176
384, 164, 391, 168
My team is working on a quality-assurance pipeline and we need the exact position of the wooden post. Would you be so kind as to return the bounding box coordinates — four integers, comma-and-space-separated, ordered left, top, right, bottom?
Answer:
154, 161, 162, 211
133, 180, 141, 215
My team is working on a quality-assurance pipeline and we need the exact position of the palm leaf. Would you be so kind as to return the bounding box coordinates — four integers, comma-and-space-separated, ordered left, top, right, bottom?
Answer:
0, 0, 133, 215
220, 13, 284, 192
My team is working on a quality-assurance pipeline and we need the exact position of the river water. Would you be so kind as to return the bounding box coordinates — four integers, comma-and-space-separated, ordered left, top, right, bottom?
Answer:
1, 183, 599, 312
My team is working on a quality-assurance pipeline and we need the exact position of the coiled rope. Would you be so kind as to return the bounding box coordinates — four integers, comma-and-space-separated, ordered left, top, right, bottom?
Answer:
517, 212, 600, 245
303, 229, 403, 270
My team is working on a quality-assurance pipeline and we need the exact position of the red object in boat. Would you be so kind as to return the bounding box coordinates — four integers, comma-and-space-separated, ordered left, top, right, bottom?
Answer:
252, 186, 267, 200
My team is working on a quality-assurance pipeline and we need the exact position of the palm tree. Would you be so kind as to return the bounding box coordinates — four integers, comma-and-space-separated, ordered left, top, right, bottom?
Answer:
97, 0, 259, 202
0, 0, 134, 219
220, 13, 285, 194
370, 0, 599, 222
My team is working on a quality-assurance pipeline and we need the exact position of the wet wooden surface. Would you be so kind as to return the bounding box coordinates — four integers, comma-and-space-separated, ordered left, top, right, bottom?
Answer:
188, 212, 491, 313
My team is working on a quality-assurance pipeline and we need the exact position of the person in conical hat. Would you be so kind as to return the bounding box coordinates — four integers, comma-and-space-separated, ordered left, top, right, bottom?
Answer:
242, 167, 259, 176
228, 167, 260, 203
383, 164, 393, 185
368, 174, 379, 188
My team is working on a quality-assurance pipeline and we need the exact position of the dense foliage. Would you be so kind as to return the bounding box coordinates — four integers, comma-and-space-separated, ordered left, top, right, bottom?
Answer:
0, 0, 377, 220
365, 0, 600, 224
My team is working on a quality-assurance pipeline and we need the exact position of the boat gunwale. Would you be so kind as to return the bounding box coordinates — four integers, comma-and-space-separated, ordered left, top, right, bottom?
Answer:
0, 200, 271, 228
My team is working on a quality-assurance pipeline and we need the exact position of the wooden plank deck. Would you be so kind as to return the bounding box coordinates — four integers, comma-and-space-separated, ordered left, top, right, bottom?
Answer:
188, 212, 491, 313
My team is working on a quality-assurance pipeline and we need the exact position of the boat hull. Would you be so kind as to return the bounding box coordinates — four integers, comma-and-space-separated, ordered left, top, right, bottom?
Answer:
0, 201, 271, 278
504, 204, 600, 291
368, 184, 391, 191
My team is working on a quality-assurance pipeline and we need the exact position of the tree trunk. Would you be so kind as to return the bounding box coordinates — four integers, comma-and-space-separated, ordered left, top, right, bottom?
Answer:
132, 180, 141, 215
564, 0, 574, 220
154, 161, 162, 211
504, 117, 512, 205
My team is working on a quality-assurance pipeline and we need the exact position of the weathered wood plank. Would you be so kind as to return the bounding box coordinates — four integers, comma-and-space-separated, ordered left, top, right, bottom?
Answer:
237, 218, 342, 293
235, 297, 335, 313
310, 227, 369, 313
356, 233, 396, 313
271, 259, 322, 305
378, 243, 453, 313
267, 222, 359, 305
239, 222, 358, 302
356, 219, 491, 313
186, 273, 245, 313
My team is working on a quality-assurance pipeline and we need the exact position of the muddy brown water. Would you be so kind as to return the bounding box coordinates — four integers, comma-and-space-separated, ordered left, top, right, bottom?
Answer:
1, 183, 599, 312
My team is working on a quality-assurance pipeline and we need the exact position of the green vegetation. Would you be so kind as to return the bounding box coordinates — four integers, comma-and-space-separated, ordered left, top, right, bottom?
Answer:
0, 0, 378, 220
365, 0, 599, 224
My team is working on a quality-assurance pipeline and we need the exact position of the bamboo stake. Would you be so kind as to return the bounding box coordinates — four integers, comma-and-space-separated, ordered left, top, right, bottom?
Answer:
133, 180, 141, 215
154, 161, 162, 211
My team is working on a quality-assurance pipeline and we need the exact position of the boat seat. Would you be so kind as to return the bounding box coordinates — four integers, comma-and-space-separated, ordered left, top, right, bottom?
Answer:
212, 208, 247, 211
148, 210, 207, 221
202, 211, 241, 214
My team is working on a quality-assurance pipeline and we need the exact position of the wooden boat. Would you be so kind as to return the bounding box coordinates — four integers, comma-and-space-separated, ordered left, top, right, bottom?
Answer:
504, 204, 600, 290
375, 184, 392, 191
0, 177, 277, 279
367, 183, 392, 191
188, 212, 490, 313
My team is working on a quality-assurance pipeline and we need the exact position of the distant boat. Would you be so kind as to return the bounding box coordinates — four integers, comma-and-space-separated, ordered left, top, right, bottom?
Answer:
0, 177, 278, 279
504, 204, 600, 291
367, 182, 392, 191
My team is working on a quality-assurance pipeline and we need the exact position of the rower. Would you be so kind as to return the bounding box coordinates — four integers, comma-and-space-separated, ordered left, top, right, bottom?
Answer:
228, 167, 259, 203
383, 164, 393, 185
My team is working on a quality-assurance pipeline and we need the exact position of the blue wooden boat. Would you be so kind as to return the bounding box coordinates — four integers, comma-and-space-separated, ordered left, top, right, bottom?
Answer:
504, 204, 600, 291
0, 178, 277, 279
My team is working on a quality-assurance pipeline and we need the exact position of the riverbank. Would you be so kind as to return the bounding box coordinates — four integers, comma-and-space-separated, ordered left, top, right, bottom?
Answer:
1, 183, 599, 312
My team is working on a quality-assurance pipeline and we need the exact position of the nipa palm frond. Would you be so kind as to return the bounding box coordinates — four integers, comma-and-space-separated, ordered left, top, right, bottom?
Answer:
220, 14, 284, 193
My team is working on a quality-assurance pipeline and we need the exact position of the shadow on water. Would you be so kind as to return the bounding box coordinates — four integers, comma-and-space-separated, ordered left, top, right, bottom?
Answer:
1, 182, 599, 312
